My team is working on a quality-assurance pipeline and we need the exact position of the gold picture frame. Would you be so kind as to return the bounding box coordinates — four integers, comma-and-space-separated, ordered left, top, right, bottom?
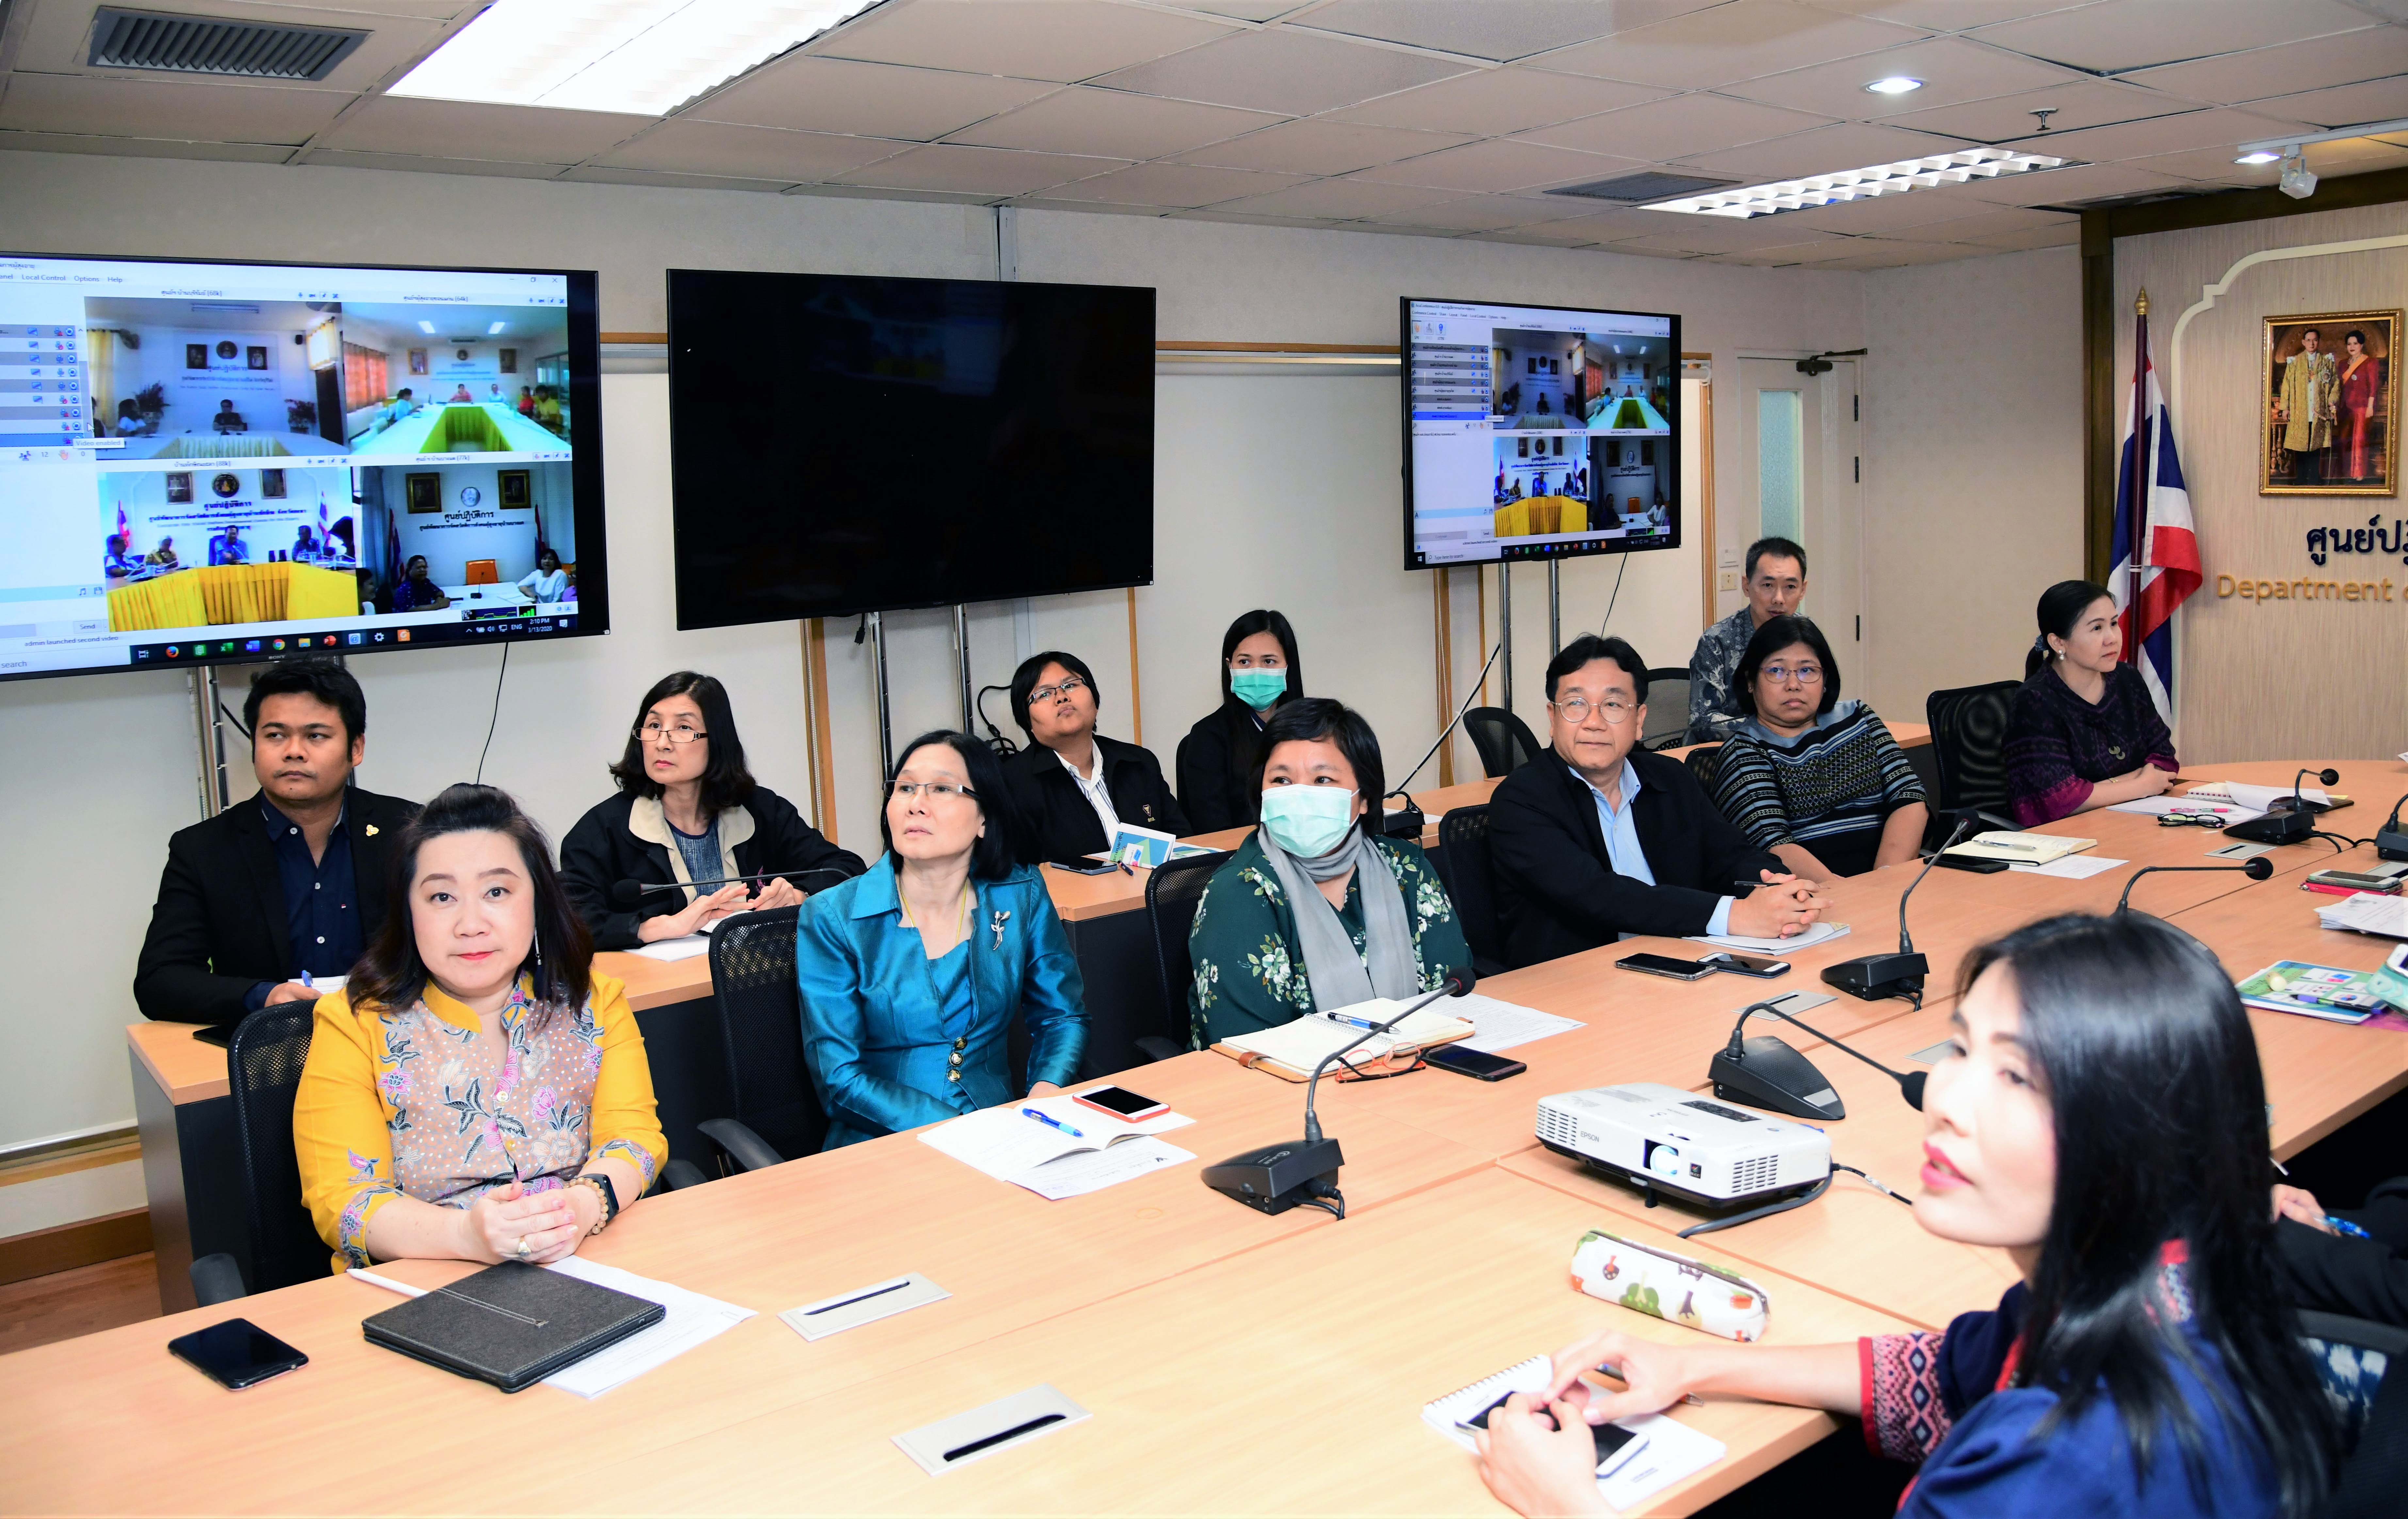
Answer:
2262, 308, 2399, 496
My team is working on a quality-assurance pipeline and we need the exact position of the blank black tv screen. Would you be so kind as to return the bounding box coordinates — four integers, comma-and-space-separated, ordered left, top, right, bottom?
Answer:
667, 270, 1154, 627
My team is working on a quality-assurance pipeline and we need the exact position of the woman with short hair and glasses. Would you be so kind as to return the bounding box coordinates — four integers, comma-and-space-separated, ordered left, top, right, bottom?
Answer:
1705, 614, 1928, 884
1001, 649, 1188, 864
797, 730, 1088, 1149
559, 671, 863, 949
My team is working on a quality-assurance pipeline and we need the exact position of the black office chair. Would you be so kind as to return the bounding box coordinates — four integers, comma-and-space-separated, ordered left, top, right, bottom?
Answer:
1145, 851, 1229, 1055
1435, 805, 1508, 978
189, 1003, 330, 1306
1640, 667, 1691, 750
690, 905, 826, 1177
1925, 680, 2023, 833
1463, 706, 1543, 778
1683, 742, 1723, 794
2302, 1310, 2408, 1515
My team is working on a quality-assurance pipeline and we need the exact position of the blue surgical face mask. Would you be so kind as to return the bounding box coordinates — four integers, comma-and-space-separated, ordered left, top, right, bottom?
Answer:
1229, 666, 1287, 711
1259, 784, 1356, 858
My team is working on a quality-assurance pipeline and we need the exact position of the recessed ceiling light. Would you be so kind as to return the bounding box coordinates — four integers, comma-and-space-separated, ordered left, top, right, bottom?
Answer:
388, 0, 878, 117
488, 321, 507, 334
417, 320, 437, 334
1644, 148, 2071, 218
1864, 76, 1924, 95
2234, 150, 2283, 165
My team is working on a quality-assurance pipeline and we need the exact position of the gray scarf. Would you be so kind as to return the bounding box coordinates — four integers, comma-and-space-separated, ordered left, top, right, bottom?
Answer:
1256, 823, 1421, 1014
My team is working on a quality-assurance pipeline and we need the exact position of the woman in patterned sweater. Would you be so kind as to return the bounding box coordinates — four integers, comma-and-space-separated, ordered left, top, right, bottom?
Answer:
1186, 698, 1469, 1048
1707, 615, 1928, 883
1473, 912, 2335, 1519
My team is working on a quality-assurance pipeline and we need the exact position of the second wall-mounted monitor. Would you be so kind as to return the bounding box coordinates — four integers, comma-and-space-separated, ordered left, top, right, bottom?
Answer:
1402, 296, 1681, 571
666, 270, 1155, 628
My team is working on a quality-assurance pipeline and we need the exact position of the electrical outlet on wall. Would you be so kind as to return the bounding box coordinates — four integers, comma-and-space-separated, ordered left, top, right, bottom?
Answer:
1718, 570, 1738, 591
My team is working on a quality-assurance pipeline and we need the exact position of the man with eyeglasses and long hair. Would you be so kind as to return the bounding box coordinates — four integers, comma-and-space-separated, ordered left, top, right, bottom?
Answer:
1488, 634, 1825, 969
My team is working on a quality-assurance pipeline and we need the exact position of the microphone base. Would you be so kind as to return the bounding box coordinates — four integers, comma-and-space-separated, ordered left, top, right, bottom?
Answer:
2378, 829, 2408, 863
2225, 810, 2315, 846
1708, 1041, 1847, 1121
1202, 1137, 1344, 1215
1821, 951, 1928, 1002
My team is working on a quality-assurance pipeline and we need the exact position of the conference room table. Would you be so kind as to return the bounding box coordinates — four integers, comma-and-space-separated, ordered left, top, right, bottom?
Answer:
50, 754, 2408, 1514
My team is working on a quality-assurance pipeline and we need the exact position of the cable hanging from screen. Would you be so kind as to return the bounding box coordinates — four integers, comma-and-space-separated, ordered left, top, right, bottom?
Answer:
475, 642, 509, 785
1393, 639, 1504, 794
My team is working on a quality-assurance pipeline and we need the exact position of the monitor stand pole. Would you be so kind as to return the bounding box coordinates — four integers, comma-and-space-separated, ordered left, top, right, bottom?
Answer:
189, 666, 232, 820
1497, 563, 1513, 713
953, 603, 974, 735
868, 611, 893, 782
1547, 558, 1561, 656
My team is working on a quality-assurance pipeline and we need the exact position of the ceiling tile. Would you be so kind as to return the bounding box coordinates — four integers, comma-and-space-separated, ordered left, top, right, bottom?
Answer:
1724, 35, 2087, 118
1295, 0, 1723, 64
317, 96, 650, 163
783, 183, 1003, 205
1353, 136, 1635, 191
0, 129, 294, 163
1169, 208, 1357, 230
1177, 2, 1313, 18
1170, 118, 1475, 173
1903, 203, 2074, 239
2119, 30, 2408, 106
559, 166, 796, 192
0, 72, 350, 145
1490, 188, 1661, 221
14, 0, 446, 93
1670, 120, 1983, 178
1968, 0, 2376, 75
1032, 160, 1307, 206
1092, 28, 1474, 114
296, 151, 568, 180
1798, 1, 2102, 31
1494, 204, 1679, 240
944, 86, 1282, 157
592, 120, 903, 180
813, 1, 1235, 82
1543, 1, 1923, 89
1605, 216, 1852, 252
1772, 182, 2013, 230
1206, 176, 1456, 218
1882, 79, 2204, 142
1708, 235, 1878, 263
1006, 196, 1167, 216
2109, 144, 2280, 186
829, 141, 1131, 197
1371, 196, 1568, 231
1812, 237, 1982, 265
1468, 224, 1615, 246
688, 57, 1055, 140
2303, 136, 2408, 174
2246, 76, 2408, 133
1957, 157, 2202, 204
1997, 104, 2316, 159
1947, 219, 2082, 248
1326, 66, 1668, 135
1521, 92, 1838, 159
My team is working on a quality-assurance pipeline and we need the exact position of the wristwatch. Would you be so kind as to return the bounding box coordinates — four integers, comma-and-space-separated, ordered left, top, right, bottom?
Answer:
569, 1173, 619, 1236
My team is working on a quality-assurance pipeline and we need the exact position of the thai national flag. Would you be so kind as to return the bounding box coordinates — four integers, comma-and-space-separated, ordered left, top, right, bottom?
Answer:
2110, 309, 2201, 724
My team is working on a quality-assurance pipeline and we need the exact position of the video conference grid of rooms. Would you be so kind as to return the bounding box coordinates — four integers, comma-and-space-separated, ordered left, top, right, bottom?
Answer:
1406, 298, 1677, 568
0, 254, 579, 680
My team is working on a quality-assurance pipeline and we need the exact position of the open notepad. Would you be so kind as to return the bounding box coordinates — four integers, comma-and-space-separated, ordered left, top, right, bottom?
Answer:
918, 1093, 1196, 1200
1423, 1356, 1726, 1512
1212, 999, 1477, 1078
1944, 831, 2094, 864
1687, 920, 1850, 955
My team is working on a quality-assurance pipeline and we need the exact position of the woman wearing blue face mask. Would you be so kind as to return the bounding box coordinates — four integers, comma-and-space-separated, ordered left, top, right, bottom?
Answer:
1176, 609, 1305, 834
1185, 697, 1471, 1047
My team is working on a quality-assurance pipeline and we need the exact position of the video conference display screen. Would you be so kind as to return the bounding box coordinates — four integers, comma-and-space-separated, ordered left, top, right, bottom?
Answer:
0, 252, 606, 683
1401, 296, 1681, 570
666, 269, 1153, 627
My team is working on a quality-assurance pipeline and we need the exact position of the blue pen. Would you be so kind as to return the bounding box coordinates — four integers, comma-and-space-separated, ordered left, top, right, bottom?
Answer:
300, 971, 314, 988
1325, 1011, 1382, 1031
1021, 1107, 1084, 1138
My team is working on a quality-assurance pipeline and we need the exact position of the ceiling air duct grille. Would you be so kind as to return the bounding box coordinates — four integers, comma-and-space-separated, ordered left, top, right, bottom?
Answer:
88, 7, 370, 82
1546, 171, 1740, 203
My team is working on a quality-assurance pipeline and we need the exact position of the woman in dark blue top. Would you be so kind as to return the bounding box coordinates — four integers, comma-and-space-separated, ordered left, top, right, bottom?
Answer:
1474, 912, 2337, 1519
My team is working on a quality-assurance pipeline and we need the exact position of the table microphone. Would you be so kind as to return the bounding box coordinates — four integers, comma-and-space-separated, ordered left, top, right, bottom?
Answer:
1707, 998, 1932, 1122
1822, 814, 1976, 1002
1201, 967, 1477, 1220
2225, 767, 2339, 846
608, 867, 856, 909
2112, 856, 2274, 913
2377, 794, 2408, 862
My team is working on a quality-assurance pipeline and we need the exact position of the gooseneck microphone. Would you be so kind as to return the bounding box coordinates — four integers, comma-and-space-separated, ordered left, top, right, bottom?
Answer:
609, 867, 857, 909
1822, 814, 1976, 1002
1202, 967, 1478, 1219
2225, 767, 2340, 846
1707, 998, 1931, 1122
2113, 856, 2275, 913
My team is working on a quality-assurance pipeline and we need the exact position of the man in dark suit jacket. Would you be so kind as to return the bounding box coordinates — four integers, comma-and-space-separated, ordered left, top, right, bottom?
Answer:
1488, 634, 1825, 969
135, 658, 418, 1027
1000, 649, 1187, 862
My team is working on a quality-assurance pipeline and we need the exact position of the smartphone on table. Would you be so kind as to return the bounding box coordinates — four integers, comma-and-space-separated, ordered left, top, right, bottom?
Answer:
1458, 1390, 1646, 1473
1424, 1045, 1527, 1081
1071, 1085, 1170, 1122
1615, 952, 1714, 982
169, 1319, 308, 1389
1699, 952, 1789, 978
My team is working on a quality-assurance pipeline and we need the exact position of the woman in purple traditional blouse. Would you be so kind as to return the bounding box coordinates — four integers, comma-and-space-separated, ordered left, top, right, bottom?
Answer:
2002, 580, 2176, 827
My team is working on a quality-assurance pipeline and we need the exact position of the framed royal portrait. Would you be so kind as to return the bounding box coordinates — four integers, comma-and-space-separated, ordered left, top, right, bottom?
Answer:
405, 472, 443, 514
407, 348, 428, 376
496, 468, 531, 508
260, 469, 287, 499
164, 472, 192, 504
2263, 309, 2399, 496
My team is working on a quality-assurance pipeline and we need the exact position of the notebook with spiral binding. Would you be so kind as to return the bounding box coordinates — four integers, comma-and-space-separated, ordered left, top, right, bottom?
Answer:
1422, 1355, 1728, 1510
361, 1259, 666, 1393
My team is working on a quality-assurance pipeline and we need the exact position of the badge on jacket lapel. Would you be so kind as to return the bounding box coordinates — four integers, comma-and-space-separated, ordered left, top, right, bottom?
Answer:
364, 824, 379, 837
1142, 804, 1156, 823
990, 909, 1010, 950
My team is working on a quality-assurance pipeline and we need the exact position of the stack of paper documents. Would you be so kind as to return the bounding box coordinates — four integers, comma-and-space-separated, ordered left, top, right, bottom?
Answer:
2109, 794, 2266, 824
1944, 831, 2093, 864
2317, 891, 2408, 939
1687, 921, 1851, 954
2186, 781, 2333, 811
2006, 855, 2127, 880
1446, 993, 1584, 1054
919, 1093, 1196, 1200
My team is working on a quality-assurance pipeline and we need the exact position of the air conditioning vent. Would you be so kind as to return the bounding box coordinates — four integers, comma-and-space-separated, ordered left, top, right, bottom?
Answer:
89, 7, 370, 81
1545, 171, 1739, 203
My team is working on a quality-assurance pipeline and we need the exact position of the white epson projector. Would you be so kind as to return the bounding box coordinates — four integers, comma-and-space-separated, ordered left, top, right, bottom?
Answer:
1536, 1082, 1832, 1211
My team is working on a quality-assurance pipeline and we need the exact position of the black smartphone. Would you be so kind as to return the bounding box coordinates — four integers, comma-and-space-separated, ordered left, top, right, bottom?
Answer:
1047, 860, 1123, 876
168, 1318, 308, 1389
1700, 952, 1789, 978
193, 1025, 234, 1048
1425, 1045, 1527, 1081
1932, 854, 2010, 873
1458, 1391, 1641, 1466
1615, 952, 1714, 981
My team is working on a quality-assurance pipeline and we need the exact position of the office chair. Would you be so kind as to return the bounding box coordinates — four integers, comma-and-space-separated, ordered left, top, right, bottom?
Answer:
689, 905, 826, 1176
1463, 707, 1543, 778
1435, 805, 1508, 978
1640, 668, 1691, 750
2300, 1310, 2408, 1514
1924, 680, 2023, 834
1682, 742, 1723, 794
463, 558, 499, 586
189, 1003, 329, 1305
1145, 851, 1229, 1055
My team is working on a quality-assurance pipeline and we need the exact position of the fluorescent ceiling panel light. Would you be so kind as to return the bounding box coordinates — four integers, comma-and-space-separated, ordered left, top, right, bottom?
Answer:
1863, 76, 1923, 95
1645, 148, 2070, 219
488, 321, 508, 334
2234, 150, 2282, 165
389, 0, 877, 117
417, 320, 437, 333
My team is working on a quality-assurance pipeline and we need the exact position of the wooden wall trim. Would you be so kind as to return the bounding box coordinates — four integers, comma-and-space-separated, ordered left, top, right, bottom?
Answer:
0, 1208, 151, 1287
2099, 165, 2408, 241
1695, 377, 1717, 629
803, 618, 838, 844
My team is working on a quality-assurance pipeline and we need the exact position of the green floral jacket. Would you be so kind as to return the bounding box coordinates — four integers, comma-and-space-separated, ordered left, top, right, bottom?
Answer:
1186, 831, 1472, 1049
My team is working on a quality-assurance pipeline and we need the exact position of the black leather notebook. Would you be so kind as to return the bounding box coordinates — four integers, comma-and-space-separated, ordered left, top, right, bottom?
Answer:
361, 1259, 665, 1393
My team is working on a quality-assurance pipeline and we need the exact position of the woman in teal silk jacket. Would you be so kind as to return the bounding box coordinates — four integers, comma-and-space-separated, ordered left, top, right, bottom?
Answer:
798, 730, 1087, 1148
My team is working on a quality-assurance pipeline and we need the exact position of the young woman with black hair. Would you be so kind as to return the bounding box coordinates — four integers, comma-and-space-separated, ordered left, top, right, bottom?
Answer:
559, 671, 863, 948
1176, 609, 1304, 833
2003, 580, 2177, 826
1475, 911, 2336, 1518
797, 731, 1088, 1149
294, 784, 665, 1270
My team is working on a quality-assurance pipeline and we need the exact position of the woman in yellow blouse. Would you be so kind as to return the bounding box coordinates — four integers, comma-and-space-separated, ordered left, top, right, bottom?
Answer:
294, 783, 665, 1271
